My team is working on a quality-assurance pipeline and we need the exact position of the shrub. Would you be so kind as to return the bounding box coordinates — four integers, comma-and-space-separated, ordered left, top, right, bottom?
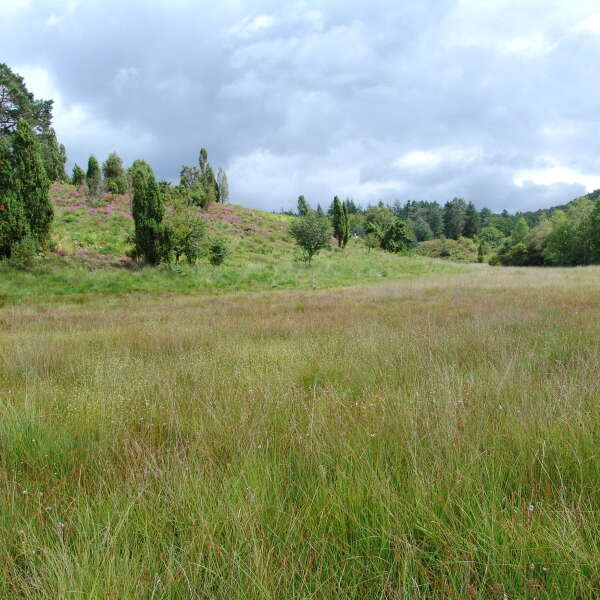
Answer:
416, 237, 478, 262
208, 238, 229, 266
380, 218, 413, 253
8, 235, 37, 270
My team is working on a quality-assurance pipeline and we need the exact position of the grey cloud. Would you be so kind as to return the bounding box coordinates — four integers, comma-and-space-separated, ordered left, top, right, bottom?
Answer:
2, 0, 600, 213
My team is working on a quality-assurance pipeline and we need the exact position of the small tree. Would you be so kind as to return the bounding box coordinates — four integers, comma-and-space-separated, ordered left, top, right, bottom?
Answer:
365, 232, 379, 253
165, 199, 206, 263
11, 120, 52, 246
71, 164, 85, 188
381, 218, 413, 253
216, 168, 229, 203
103, 152, 128, 194
331, 196, 349, 248
290, 211, 331, 265
297, 195, 310, 216
463, 201, 481, 238
86, 155, 101, 197
130, 159, 171, 265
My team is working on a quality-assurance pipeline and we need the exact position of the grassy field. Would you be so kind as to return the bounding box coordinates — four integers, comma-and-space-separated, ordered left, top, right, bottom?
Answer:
0, 184, 466, 305
1, 266, 600, 598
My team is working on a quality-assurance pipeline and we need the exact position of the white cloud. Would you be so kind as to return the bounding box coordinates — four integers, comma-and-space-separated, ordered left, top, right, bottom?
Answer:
514, 162, 600, 192
577, 13, 600, 33
228, 14, 277, 38
393, 151, 441, 170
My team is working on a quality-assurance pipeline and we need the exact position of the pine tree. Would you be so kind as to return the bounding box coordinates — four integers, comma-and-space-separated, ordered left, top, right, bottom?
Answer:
40, 128, 67, 182
443, 198, 466, 239
86, 155, 101, 197
463, 202, 480, 238
130, 160, 170, 265
0, 136, 29, 257
11, 120, 52, 245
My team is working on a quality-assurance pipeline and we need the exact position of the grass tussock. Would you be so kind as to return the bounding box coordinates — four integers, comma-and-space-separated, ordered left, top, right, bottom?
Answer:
1, 267, 600, 598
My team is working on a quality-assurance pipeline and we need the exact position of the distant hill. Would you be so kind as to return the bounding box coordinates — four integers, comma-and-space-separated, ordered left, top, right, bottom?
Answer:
49, 183, 295, 267
516, 189, 600, 226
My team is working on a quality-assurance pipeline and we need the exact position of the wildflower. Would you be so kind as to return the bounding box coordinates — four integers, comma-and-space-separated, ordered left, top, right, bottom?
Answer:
528, 504, 535, 512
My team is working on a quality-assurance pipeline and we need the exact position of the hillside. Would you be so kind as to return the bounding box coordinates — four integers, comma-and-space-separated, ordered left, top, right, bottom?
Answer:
0, 184, 467, 305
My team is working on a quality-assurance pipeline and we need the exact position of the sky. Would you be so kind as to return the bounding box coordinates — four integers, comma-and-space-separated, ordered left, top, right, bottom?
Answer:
2, 0, 600, 213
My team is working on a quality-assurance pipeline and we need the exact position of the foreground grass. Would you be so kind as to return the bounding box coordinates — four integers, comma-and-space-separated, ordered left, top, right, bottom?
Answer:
1, 266, 600, 598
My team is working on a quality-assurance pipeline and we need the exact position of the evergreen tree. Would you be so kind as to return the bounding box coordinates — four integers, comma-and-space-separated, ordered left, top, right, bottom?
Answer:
0, 136, 29, 257
331, 196, 349, 248
71, 164, 85, 188
463, 202, 480, 238
587, 200, 600, 263
443, 198, 466, 239
40, 128, 67, 182
102, 152, 128, 194
412, 217, 434, 241
316, 204, 324, 217
130, 160, 170, 265
479, 207, 492, 227
297, 195, 309, 216
427, 204, 444, 238
11, 120, 52, 245
86, 155, 101, 197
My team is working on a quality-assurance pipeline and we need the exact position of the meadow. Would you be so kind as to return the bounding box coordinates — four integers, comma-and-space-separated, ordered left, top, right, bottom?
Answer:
1, 265, 599, 598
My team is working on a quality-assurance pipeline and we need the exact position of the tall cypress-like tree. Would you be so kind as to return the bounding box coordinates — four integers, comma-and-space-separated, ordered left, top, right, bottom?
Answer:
331, 196, 349, 248
71, 164, 85, 188
102, 152, 128, 194
11, 120, 52, 245
0, 136, 29, 257
297, 195, 309, 216
443, 198, 466, 239
131, 159, 170, 265
86, 155, 101, 197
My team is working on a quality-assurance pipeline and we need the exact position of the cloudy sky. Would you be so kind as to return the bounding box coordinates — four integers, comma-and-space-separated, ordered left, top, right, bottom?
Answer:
3, 0, 600, 212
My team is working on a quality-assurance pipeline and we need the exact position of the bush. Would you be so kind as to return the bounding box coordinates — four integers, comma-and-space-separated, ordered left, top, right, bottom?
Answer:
208, 238, 229, 266
416, 237, 478, 263
8, 235, 37, 270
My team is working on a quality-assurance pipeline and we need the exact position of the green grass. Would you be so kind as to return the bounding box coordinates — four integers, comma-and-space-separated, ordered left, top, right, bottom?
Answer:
1, 267, 600, 598
0, 184, 467, 305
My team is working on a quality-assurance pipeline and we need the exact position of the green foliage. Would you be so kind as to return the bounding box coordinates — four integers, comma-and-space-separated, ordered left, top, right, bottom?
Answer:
0, 63, 53, 136
86, 155, 101, 197
443, 197, 466, 239
331, 196, 349, 248
71, 164, 85, 188
8, 234, 37, 269
130, 160, 170, 265
102, 152, 128, 194
416, 237, 478, 263
40, 128, 67, 182
478, 226, 505, 248
11, 120, 52, 246
463, 201, 480, 237
0, 137, 29, 258
297, 195, 310, 216
411, 217, 434, 241
180, 148, 222, 208
165, 200, 207, 264
364, 232, 380, 252
380, 217, 414, 253
365, 205, 395, 241
290, 211, 332, 264
208, 238, 230, 266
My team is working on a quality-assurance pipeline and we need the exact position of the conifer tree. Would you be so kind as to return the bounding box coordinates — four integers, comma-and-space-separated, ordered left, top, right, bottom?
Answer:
71, 164, 85, 188
130, 160, 171, 265
86, 155, 101, 197
331, 196, 349, 248
0, 136, 29, 257
463, 201, 480, 238
102, 152, 127, 194
11, 120, 52, 245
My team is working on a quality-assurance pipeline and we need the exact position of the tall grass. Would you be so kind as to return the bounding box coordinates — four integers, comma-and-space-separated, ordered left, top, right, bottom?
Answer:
1, 267, 600, 598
